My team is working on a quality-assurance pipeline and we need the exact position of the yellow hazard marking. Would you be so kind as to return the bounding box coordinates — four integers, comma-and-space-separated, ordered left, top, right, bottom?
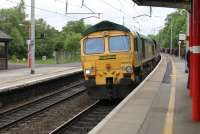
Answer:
163, 59, 176, 134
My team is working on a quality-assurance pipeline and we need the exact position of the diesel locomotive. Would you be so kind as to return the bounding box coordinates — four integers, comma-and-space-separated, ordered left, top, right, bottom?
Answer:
80, 21, 160, 100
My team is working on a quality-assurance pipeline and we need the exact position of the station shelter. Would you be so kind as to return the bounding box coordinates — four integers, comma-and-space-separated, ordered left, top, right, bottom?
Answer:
0, 30, 12, 70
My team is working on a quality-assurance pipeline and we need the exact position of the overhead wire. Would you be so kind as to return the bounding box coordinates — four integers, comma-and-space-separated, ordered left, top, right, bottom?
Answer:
99, 0, 142, 27
100, 0, 122, 13
4, 0, 166, 35
55, 0, 101, 19
118, 0, 124, 8
81, 0, 95, 14
56, 0, 81, 8
99, 0, 136, 20
5, 0, 79, 19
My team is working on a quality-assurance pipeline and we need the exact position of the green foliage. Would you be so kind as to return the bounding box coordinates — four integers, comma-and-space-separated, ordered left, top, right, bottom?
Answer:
154, 9, 187, 48
61, 20, 88, 58
35, 18, 59, 58
0, 0, 27, 59
55, 41, 64, 51
9, 27, 26, 57
62, 20, 87, 34
64, 32, 81, 56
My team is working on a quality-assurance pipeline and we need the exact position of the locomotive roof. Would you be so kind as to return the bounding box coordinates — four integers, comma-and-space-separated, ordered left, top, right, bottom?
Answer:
136, 32, 154, 42
83, 21, 130, 36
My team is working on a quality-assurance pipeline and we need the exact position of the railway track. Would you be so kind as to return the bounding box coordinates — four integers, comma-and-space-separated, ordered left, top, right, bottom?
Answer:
0, 80, 86, 130
50, 100, 118, 134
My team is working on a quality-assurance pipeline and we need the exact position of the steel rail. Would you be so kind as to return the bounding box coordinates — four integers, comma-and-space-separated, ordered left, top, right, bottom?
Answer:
0, 80, 85, 130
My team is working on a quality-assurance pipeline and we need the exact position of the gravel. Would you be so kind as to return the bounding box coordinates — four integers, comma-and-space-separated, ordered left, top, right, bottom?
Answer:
0, 93, 95, 134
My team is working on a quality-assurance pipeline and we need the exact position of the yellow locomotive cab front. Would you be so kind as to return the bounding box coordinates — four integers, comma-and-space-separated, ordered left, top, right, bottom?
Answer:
81, 30, 136, 99
80, 21, 160, 99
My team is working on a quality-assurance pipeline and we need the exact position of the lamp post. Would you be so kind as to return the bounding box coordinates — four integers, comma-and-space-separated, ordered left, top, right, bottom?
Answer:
178, 41, 181, 58
18, 23, 31, 68
167, 16, 173, 54
170, 18, 173, 54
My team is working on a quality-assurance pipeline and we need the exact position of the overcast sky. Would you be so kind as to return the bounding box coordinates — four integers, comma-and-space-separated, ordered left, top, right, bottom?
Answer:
1, 0, 176, 35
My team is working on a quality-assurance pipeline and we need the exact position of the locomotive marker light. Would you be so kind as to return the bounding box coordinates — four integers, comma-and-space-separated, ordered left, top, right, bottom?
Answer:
85, 68, 92, 75
85, 67, 95, 75
126, 66, 133, 73
122, 64, 133, 74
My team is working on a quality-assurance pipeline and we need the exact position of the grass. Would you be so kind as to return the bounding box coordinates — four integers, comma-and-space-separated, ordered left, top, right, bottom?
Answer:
9, 56, 80, 65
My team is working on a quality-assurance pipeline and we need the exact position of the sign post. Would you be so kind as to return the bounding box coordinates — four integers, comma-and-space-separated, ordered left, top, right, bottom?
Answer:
178, 33, 186, 58
178, 41, 181, 58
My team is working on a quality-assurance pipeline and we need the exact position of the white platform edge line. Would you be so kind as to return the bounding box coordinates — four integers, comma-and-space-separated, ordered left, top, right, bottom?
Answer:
89, 55, 164, 134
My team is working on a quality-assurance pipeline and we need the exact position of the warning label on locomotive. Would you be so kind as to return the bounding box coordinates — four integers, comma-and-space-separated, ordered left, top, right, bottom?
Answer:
99, 55, 116, 60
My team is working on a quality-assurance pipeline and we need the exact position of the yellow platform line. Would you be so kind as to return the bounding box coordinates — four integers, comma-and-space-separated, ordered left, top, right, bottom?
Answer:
163, 58, 177, 134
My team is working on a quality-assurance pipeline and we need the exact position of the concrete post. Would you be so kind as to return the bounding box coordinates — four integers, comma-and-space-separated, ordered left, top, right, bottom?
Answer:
30, 0, 35, 74
178, 42, 181, 58
192, 0, 200, 121
28, 24, 31, 68
170, 21, 173, 54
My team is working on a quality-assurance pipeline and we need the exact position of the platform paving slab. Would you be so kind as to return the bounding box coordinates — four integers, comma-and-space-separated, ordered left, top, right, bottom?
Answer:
139, 56, 200, 134
173, 57, 200, 134
89, 54, 200, 134
0, 63, 81, 92
89, 54, 168, 134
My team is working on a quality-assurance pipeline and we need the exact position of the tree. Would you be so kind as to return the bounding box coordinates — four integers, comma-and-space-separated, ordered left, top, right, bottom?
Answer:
64, 32, 81, 57
61, 20, 89, 58
0, 2, 90, 62
35, 19, 59, 58
0, 0, 27, 59
62, 20, 87, 34
154, 9, 187, 49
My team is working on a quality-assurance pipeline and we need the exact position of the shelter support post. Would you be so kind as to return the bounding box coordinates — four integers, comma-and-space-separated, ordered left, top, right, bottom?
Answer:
189, 12, 193, 97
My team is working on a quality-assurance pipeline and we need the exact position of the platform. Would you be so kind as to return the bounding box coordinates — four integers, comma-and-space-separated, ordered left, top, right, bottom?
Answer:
0, 62, 81, 93
89, 54, 200, 134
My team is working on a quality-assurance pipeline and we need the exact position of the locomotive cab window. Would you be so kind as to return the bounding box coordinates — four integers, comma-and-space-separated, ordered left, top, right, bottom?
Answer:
84, 37, 104, 54
109, 35, 130, 52
142, 39, 145, 58
134, 37, 138, 52
152, 43, 155, 55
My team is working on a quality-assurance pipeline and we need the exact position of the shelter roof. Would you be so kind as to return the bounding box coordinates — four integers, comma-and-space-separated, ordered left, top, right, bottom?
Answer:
0, 30, 12, 42
132, 0, 191, 10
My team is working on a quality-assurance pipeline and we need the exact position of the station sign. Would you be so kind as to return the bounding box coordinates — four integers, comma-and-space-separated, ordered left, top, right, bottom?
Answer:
179, 33, 186, 41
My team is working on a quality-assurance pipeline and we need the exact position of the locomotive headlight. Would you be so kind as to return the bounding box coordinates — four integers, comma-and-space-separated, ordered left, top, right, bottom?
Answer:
85, 69, 92, 75
85, 67, 95, 75
125, 66, 133, 73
